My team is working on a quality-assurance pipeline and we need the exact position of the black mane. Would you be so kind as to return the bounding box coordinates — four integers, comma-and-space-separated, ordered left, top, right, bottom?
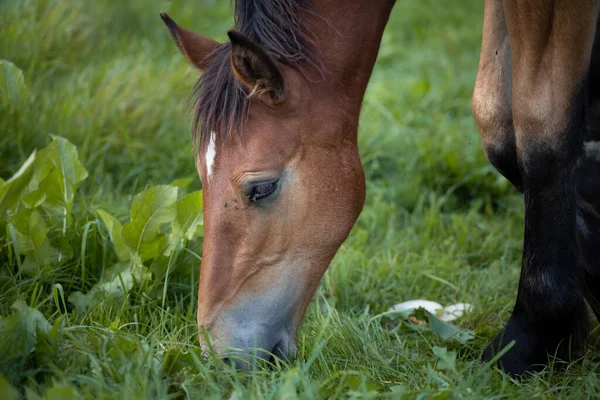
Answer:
192, 0, 323, 150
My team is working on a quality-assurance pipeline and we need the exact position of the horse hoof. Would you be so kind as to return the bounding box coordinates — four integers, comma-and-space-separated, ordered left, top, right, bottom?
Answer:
483, 320, 544, 377
483, 311, 587, 377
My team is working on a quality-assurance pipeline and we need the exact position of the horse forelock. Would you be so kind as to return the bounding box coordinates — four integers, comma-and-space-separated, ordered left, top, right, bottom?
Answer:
192, 0, 324, 153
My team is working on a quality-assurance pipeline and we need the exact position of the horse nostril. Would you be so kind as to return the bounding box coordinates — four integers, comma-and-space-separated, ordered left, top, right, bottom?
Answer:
270, 340, 290, 363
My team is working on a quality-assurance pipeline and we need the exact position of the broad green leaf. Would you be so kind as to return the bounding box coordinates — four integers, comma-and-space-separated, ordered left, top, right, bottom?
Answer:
33, 168, 71, 222
170, 177, 193, 188
33, 137, 88, 220
345, 375, 362, 390
8, 208, 48, 254
67, 291, 94, 314
96, 209, 131, 261
161, 347, 203, 375
432, 346, 456, 371
0, 301, 52, 373
410, 78, 430, 98
69, 262, 135, 313
423, 310, 474, 344
122, 185, 178, 261
27, 147, 55, 190
69, 261, 150, 313
389, 385, 406, 393
136, 235, 168, 262
50, 135, 88, 188
164, 190, 203, 256
45, 386, 79, 400
25, 387, 43, 400
33, 316, 65, 373
12, 299, 53, 334
175, 191, 204, 240
21, 255, 43, 275
21, 190, 46, 209
9, 148, 55, 213
0, 60, 29, 110
0, 150, 36, 217
49, 234, 74, 265
150, 254, 171, 278
7, 208, 56, 273
384, 307, 474, 344
0, 375, 19, 400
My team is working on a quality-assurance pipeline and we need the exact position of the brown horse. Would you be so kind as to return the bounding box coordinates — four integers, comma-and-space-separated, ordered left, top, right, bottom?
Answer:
162, 0, 600, 375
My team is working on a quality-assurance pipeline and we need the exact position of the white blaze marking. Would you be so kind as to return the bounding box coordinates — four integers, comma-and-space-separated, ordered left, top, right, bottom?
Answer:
206, 130, 217, 180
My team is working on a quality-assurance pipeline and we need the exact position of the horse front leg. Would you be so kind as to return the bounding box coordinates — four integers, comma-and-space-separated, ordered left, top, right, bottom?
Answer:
576, 21, 600, 320
472, 0, 522, 192
475, 0, 599, 376
577, 141, 600, 320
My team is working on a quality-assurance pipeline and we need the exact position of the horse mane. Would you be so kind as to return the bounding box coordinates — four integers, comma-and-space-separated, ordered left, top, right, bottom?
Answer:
192, 0, 324, 150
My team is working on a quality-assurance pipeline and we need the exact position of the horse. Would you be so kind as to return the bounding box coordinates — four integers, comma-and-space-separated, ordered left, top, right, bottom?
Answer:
161, 0, 600, 375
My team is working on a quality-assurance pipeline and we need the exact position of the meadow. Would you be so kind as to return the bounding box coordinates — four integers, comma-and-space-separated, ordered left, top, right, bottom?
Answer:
1, 0, 600, 398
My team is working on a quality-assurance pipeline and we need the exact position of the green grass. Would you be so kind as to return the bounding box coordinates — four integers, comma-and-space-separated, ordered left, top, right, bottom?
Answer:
2, 0, 600, 398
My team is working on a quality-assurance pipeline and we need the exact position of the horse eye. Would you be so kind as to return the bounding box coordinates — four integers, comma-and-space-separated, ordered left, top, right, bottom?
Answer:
248, 180, 278, 202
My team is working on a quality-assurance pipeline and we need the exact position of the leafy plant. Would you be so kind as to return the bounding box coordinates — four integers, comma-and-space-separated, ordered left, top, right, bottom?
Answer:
1, 135, 88, 273
71, 185, 203, 312
0, 301, 63, 384
0, 133, 203, 312
0, 60, 29, 111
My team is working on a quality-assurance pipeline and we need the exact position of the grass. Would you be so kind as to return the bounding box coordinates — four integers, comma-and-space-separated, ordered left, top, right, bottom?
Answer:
1, 0, 600, 398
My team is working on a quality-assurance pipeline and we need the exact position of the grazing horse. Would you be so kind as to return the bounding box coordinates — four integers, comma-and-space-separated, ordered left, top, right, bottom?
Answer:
161, 0, 600, 375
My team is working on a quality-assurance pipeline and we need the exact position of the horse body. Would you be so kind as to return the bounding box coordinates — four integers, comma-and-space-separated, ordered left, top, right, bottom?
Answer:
162, 0, 600, 375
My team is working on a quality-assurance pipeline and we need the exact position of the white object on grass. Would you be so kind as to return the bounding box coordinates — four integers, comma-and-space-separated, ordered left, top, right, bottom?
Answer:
439, 303, 473, 322
389, 300, 443, 315
389, 299, 473, 322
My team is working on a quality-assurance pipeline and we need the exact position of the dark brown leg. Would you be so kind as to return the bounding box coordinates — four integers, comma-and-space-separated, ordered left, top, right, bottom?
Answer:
577, 157, 600, 320
478, 0, 599, 376
579, 20, 600, 320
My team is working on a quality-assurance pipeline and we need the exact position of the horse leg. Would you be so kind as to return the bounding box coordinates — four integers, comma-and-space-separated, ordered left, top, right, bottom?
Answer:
577, 142, 600, 320
472, 0, 522, 192
578, 21, 600, 321
576, 187, 600, 321
474, 0, 600, 340
481, 0, 599, 376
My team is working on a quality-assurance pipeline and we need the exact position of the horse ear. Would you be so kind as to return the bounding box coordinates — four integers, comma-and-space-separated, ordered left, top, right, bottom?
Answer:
227, 30, 285, 105
160, 13, 219, 70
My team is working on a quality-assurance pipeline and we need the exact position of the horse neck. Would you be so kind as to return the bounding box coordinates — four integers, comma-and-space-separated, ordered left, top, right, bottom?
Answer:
307, 0, 395, 106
